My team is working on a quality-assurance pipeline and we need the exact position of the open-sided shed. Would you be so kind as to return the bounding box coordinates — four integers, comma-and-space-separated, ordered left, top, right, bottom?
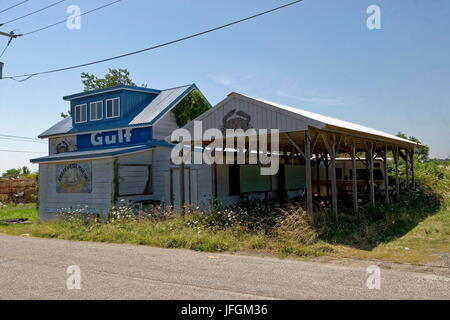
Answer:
178, 92, 420, 220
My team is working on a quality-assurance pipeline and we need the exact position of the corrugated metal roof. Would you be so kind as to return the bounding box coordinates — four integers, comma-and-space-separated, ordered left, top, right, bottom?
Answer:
30, 144, 154, 164
230, 93, 418, 146
130, 84, 196, 125
62, 85, 161, 101
39, 84, 198, 138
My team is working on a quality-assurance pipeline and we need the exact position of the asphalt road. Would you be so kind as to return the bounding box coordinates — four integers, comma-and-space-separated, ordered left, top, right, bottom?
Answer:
0, 234, 449, 300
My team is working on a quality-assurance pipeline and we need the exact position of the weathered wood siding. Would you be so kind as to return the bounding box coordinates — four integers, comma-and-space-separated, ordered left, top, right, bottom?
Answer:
186, 96, 309, 135
152, 111, 178, 140
38, 159, 114, 221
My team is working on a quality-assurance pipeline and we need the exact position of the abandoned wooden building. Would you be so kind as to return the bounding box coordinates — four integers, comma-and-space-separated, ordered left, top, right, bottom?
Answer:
177, 92, 420, 221
31, 86, 420, 221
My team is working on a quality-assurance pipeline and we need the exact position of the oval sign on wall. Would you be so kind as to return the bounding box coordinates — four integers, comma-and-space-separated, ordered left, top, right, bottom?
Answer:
56, 163, 92, 193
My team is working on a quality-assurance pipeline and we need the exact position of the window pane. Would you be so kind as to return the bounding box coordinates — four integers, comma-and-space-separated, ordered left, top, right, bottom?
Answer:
81, 105, 87, 122
113, 99, 119, 117
97, 102, 103, 119
106, 100, 112, 118
75, 106, 80, 123
90, 103, 96, 120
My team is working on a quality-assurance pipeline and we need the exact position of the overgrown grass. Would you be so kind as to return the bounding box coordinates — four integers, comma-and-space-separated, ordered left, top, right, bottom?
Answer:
0, 160, 448, 264
0, 203, 328, 258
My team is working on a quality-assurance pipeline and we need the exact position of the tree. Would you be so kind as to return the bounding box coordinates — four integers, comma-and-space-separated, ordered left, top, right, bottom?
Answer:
60, 69, 145, 117
396, 132, 430, 162
171, 89, 210, 127
81, 68, 145, 91
2, 168, 21, 177
21, 166, 30, 175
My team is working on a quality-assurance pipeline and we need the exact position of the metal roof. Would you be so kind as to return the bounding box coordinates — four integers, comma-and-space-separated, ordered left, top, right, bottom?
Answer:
39, 84, 198, 138
130, 84, 199, 125
30, 144, 154, 164
62, 85, 161, 101
230, 93, 418, 146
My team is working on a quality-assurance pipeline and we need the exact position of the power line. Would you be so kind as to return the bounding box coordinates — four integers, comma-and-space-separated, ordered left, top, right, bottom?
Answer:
0, 149, 46, 154
0, 0, 30, 15
3, 0, 303, 81
0, 134, 42, 142
0, 0, 67, 27
0, 137, 46, 144
19, 0, 123, 37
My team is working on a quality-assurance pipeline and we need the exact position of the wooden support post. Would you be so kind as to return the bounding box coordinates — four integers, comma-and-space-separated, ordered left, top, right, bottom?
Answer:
180, 163, 185, 216
383, 145, 389, 204
367, 143, 375, 206
405, 149, 410, 192
316, 153, 321, 197
324, 135, 338, 222
351, 142, 358, 213
410, 149, 416, 191
324, 154, 330, 198
305, 131, 313, 222
394, 147, 400, 201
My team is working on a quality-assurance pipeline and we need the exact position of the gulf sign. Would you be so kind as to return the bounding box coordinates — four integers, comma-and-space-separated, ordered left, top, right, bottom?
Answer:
77, 127, 152, 150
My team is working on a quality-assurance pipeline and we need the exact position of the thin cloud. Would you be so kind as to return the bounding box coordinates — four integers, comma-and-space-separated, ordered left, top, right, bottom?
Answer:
207, 73, 254, 90
276, 90, 355, 107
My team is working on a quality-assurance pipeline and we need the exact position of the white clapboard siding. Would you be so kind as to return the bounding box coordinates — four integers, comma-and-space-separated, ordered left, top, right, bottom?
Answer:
152, 111, 178, 140
118, 150, 152, 165
184, 95, 309, 136
150, 147, 173, 201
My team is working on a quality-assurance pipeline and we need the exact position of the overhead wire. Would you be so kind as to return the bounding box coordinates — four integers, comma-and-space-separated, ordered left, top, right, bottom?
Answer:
2, 0, 303, 81
18, 0, 123, 36
0, 0, 67, 26
0, 0, 30, 15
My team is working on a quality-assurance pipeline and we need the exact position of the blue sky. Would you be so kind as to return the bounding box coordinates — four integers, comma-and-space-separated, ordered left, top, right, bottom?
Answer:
0, 0, 449, 174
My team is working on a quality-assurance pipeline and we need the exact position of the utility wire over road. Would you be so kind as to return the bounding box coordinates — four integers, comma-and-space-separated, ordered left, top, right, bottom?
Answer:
17, 0, 123, 37
0, 149, 46, 154
1, 0, 304, 81
0, 134, 45, 143
0, 0, 30, 15
0, 0, 67, 27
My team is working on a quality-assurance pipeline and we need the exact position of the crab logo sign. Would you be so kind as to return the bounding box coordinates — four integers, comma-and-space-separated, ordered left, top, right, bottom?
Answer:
221, 110, 252, 133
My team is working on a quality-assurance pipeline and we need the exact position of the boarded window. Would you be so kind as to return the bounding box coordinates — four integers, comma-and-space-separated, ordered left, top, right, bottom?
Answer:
239, 165, 272, 193
118, 165, 152, 196
284, 165, 306, 190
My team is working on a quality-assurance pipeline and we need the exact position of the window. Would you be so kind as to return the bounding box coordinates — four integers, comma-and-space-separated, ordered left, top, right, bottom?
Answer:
374, 169, 384, 180
74, 104, 87, 123
356, 169, 369, 181
90, 101, 103, 121
229, 164, 240, 196
336, 168, 343, 180
106, 98, 120, 119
